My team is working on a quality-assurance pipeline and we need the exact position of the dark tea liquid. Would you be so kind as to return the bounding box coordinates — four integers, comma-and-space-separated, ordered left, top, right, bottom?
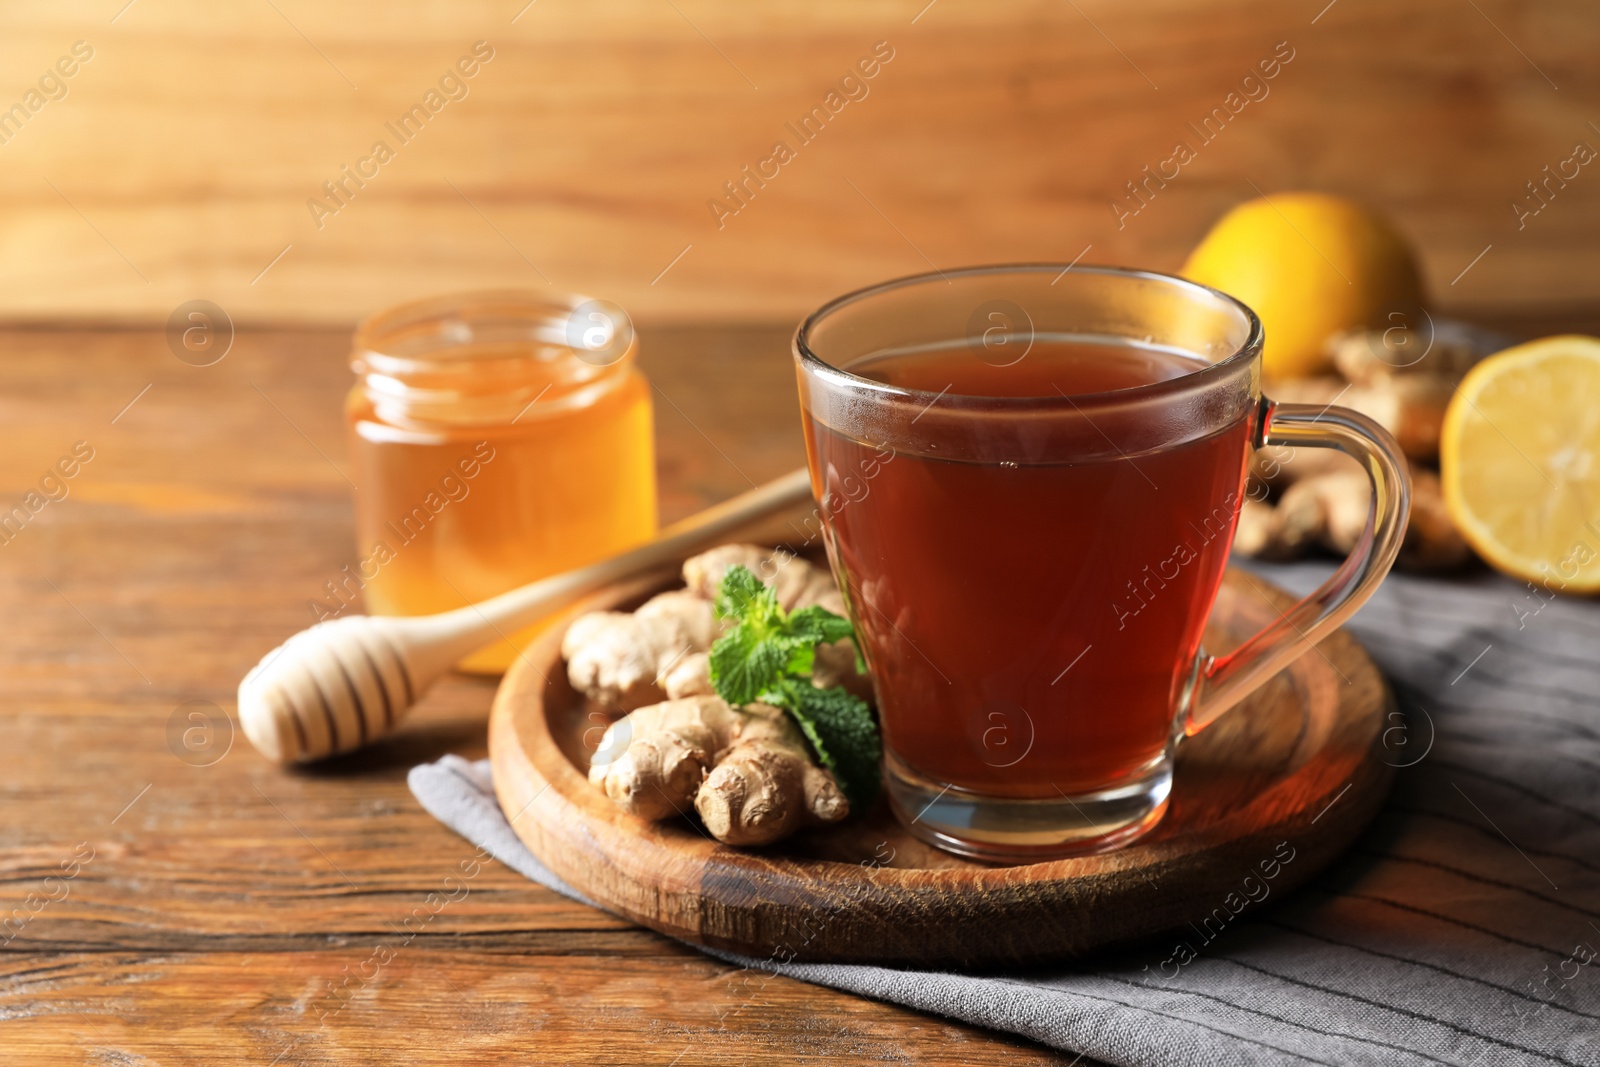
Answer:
805, 339, 1254, 798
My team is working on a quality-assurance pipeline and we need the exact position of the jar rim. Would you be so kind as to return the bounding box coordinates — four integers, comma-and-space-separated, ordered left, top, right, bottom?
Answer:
352, 288, 637, 374
350, 289, 639, 430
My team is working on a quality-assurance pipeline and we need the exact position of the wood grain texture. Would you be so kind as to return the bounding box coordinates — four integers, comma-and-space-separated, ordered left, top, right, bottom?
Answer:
0, 950, 1067, 1065
0, 2, 1596, 324
0, 325, 1075, 1063
492, 568, 1392, 966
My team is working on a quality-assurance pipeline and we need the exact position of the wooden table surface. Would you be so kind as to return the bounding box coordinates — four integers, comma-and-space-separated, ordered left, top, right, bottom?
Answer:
0, 323, 1082, 1065
6, 311, 1594, 1063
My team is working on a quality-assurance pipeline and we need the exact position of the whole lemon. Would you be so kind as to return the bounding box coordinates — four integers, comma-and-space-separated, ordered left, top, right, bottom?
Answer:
1181, 193, 1425, 379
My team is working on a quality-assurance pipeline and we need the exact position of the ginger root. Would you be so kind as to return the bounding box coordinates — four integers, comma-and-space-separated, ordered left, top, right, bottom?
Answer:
563, 544, 870, 711
1237, 468, 1470, 571
563, 544, 872, 845
683, 543, 849, 623
1235, 494, 1322, 560
588, 695, 848, 845
1327, 326, 1486, 386
1257, 373, 1454, 466
561, 590, 718, 711
1397, 471, 1473, 571
1238, 325, 1485, 573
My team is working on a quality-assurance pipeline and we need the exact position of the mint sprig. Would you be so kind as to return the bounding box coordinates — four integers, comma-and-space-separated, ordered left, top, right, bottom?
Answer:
708, 565, 880, 810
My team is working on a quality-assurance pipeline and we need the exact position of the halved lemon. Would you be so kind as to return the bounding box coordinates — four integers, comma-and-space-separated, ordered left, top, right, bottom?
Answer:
1441, 335, 1600, 591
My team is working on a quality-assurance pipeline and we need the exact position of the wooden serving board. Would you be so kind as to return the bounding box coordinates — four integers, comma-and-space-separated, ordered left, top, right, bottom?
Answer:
489, 567, 1393, 968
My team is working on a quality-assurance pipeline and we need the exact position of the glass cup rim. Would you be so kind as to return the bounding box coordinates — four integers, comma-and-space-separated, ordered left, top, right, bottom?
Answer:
793, 263, 1264, 409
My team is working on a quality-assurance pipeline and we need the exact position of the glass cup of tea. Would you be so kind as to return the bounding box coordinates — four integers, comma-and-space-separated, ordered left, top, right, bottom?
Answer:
794, 265, 1409, 861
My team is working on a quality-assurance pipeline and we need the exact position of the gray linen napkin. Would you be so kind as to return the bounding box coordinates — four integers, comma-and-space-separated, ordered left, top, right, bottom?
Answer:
409, 563, 1600, 1066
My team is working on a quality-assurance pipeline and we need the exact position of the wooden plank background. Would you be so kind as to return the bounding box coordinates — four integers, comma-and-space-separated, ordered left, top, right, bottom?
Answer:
0, 0, 1594, 326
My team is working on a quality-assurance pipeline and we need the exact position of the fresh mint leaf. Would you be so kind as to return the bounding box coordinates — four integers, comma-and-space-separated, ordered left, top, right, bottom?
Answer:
707, 564, 882, 814
780, 640, 816, 679
708, 623, 788, 706
786, 604, 856, 647
713, 564, 777, 624
709, 565, 790, 703
765, 678, 881, 811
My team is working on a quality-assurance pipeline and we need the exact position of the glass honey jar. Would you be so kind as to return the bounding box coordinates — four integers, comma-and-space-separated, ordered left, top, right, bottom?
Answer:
345, 290, 657, 673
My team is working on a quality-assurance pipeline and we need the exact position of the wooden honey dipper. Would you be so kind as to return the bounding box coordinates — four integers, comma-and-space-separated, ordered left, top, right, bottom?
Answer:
238, 469, 813, 762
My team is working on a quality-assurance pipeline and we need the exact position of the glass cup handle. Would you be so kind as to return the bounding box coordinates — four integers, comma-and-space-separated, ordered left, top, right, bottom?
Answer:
1185, 401, 1412, 735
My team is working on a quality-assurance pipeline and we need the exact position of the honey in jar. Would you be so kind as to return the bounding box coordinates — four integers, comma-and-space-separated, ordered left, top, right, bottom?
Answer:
345, 291, 656, 672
